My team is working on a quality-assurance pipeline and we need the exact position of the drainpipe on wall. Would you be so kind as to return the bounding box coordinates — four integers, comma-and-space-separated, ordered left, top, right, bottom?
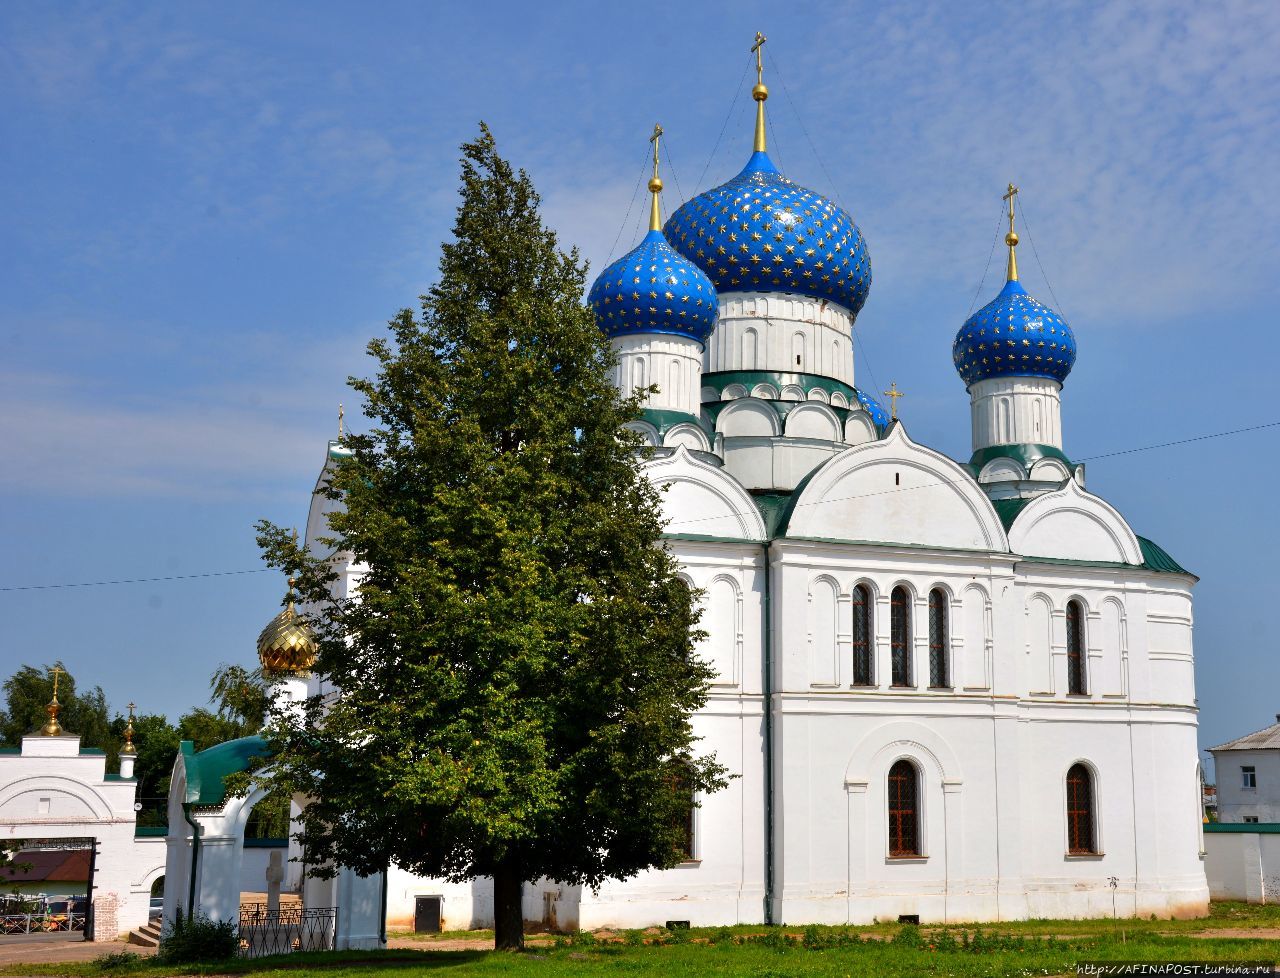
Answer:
182, 803, 202, 918
761, 540, 776, 926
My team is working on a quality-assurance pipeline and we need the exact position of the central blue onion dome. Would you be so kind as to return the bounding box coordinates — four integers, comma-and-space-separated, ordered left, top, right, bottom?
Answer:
588, 228, 718, 343
952, 278, 1077, 388
663, 151, 871, 319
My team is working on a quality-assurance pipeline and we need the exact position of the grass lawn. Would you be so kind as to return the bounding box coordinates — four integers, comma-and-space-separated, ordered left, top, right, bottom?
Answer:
11, 904, 1278, 978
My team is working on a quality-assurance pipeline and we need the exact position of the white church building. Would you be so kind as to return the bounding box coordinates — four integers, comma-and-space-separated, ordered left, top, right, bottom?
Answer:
165, 41, 1209, 933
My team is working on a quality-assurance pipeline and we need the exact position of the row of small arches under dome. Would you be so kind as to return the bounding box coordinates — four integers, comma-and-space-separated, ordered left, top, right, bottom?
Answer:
586, 40, 1076, 391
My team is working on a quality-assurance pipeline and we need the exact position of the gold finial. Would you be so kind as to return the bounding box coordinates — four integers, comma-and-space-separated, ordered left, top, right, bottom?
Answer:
121, 702, 137, 755
751, 31, 769, 152
648, 123, 664, 232
41, 666, 64, 737
1003, 182, 1019, 282
337, 403, 344, 439
882, 381, 904, 421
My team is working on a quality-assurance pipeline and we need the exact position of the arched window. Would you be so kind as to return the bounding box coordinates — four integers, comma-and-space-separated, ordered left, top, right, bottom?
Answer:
1066, 600, 1087, 695
891, 586, 912, 687
928, 589, 949, 688
852, 584, 873, 686
742, 328, 758, 370
887, 759, 920, 857
1066, 763, 1096, 854
792, 332, 806, 370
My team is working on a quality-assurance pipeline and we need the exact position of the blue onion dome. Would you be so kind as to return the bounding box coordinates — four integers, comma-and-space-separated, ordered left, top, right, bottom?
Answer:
953, 189, 1076, 388
953, 278, 1076, 388
588, 228, 718, 343
854, 388, 890, 428
663, 150, 872, 320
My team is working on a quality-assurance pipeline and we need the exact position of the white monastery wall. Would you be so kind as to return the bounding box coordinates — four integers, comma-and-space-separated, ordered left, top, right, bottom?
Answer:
1204, 830, 1280, 903
0, 737, 164, 937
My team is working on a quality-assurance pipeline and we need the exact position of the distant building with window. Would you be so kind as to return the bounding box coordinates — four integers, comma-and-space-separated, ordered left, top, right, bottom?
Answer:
1209, 716, 1280, 823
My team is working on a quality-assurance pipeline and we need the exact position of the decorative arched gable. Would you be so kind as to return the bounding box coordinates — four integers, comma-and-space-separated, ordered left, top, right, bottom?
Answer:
782, 423, 1008, 551
1007, 478, 1142, 564
643, 446, 768, 541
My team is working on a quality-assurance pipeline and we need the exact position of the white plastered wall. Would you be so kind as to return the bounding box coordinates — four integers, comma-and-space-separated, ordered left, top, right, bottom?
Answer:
969, 376, 1063, 451
708, 291, 855, 384
611, 333, 704, 417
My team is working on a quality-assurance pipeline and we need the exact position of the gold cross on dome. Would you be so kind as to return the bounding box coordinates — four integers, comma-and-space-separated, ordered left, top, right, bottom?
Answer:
127, 702, 136, 719
751, 31, 767, 83
337, 403, 344, 438
883, 381, 904, 420
50, 665, 63, 698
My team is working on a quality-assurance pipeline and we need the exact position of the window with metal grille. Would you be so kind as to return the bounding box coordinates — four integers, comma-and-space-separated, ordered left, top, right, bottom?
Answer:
852, 584, 873, 686
1066, 763, 1096, 854
888, 759, 920, 857
928, 589, 949, 688
1066, 600, 1087, 695
891, 587, 912, 687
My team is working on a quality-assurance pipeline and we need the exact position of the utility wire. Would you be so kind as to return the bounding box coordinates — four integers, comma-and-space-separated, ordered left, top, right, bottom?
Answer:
1014, 195, 1068, 321
967, 205, 1006, 316
6, 418, 1276, 591
695, 53, 754, 195
0, 568, 273, 593
661, 139, 686, 211
603, 144, 651, 267
658, 418, 1280, 532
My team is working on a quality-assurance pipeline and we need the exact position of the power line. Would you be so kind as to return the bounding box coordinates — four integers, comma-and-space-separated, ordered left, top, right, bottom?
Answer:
7, 421, 1276, 592
967, 204, 1005, 316
0, 568, 273, 593
694, 52, 753, 195
602, 144, 651, 268
662, 417, 1280, 531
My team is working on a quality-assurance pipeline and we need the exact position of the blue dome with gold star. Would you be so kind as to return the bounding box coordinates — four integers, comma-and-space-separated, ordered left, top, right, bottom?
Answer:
588, 229, 718, 343
953, 278, 1076, 388
663, 150, 871, 320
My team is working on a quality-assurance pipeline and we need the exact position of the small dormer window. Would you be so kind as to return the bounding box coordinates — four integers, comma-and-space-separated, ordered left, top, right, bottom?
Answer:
1242, 766, 1257, 789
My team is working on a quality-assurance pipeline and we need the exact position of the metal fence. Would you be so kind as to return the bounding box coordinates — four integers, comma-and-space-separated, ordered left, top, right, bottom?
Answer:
237, 906, 336, 958
1, 911, 86, 936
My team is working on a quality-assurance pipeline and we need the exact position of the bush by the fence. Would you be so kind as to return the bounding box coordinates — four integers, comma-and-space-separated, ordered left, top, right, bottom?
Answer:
158, 908, 238, 964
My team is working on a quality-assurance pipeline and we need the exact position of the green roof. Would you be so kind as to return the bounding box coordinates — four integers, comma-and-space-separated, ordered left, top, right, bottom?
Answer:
990, 497, 1031, 532
181, 735, 273, 808
135, 826, 168, 838
967, 443, 1078, 478
1137, 536, 1193, 576
1204, 822, 1280, 834
635, 407, 714, 440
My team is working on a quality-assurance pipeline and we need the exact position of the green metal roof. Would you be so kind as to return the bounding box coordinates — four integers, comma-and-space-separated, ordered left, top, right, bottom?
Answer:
702, 370, 859, 401
990, 497, 1032, 532
635, 407, 714, 439
1137, 536, 1193, 576
967, 443, 1078, 478
135, 826, 168, 838
180, 735, 272, 809
1204, 822, 1280, 834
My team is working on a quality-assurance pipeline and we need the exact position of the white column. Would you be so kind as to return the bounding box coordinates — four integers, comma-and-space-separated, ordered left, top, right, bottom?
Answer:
968, 376, 1063, 451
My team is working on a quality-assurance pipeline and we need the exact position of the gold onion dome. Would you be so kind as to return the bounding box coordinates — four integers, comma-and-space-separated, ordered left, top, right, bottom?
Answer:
257, 578, 318, 676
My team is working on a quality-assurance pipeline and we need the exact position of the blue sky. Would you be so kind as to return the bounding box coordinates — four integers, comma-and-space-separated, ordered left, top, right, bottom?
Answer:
2, 0, 1277, 772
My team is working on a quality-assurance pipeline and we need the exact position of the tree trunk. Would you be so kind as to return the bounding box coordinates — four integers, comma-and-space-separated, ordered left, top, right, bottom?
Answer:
492, 860, 524, 951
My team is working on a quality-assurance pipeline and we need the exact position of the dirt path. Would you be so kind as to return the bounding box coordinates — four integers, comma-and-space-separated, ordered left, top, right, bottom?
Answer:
0, 935, 154, 968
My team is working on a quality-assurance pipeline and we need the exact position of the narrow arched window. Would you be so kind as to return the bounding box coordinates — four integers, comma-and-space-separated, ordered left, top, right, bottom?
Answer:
1066, 600, 1087, 695
887, 760, 920, 857
891, 587, 912, 687
928, 589, 949, 688
852, 584, 873, 686
1066, 763, 1096, 854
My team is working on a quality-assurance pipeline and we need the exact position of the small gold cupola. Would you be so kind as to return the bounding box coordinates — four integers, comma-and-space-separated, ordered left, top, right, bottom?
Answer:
40, 666, 65, 736
256, 573, 318, 677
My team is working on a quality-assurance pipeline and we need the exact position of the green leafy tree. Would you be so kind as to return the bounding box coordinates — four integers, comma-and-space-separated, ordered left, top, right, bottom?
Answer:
0, 664, 112, 759
255, 124, 726, 950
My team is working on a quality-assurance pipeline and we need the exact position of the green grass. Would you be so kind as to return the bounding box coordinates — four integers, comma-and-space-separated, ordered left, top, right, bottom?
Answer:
9, 907, 1278, 978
